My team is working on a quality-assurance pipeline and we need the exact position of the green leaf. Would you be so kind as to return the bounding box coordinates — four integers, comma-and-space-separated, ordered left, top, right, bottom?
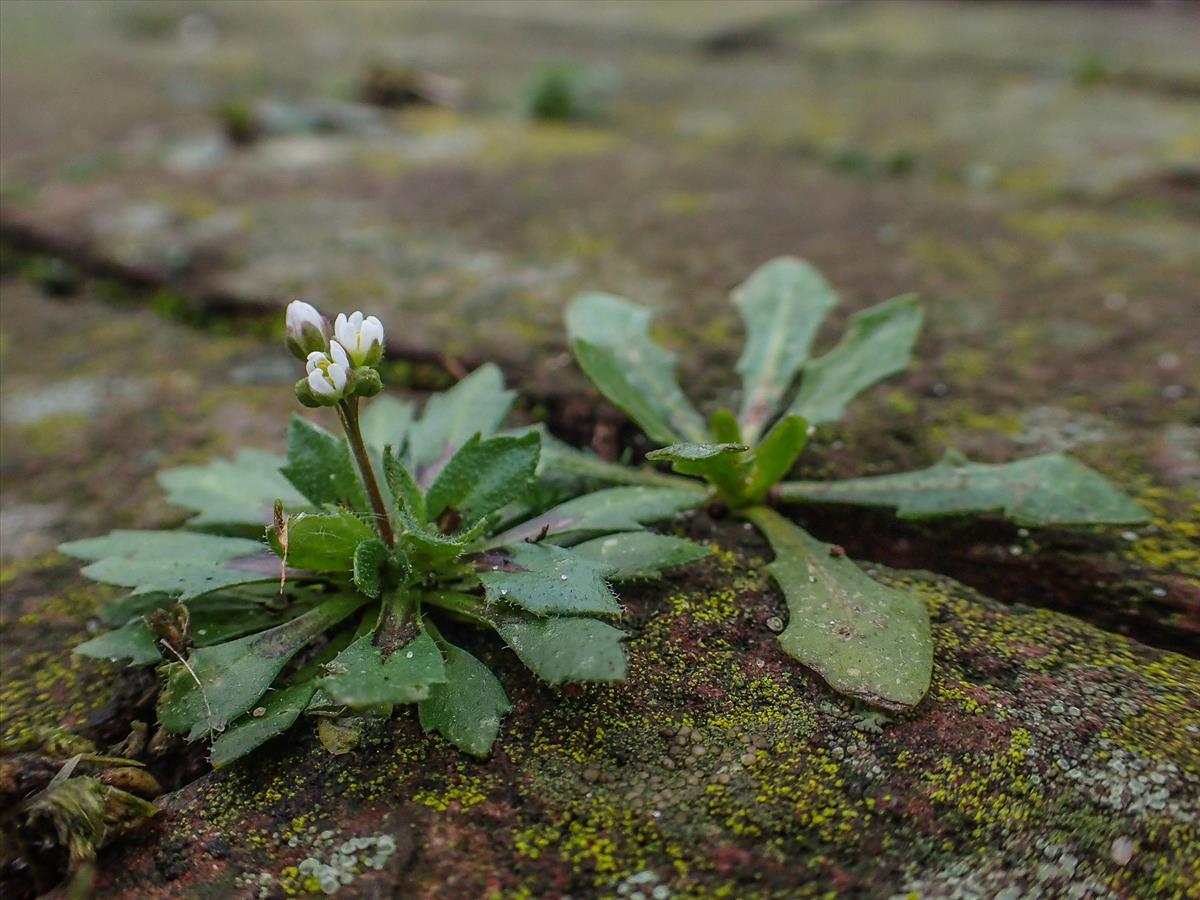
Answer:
489, 485, 705, 546
646, 442, 747, 468
191, 590, 322, 645
352, 539, 390, 599
572, 532, 710, 580
158, 593, 366, 738
479, 543, 619, 616
733, 257, 838, 443
418, 644, 511, 756
320, 631, 447, 707
397, 506, 468, 566
776, 450, 1149, 526
77, 589, 322, 664
407, 364, 515, 481
567, 293, 708, 445
646, 442, 747, 497
280, 416, 367, 511
744, 507, 931, 711
496, 617, 627, 684
384, 447, 426, 521
426, 432, 540, 522
282, 510, 375, 572
360, 395, 415, 454
85, 587, 323, 655
788, 294, 923, 425
75, 619, 161, 665
709, 409, 742, 444
157, 449, 309, 527
60, 531, 275, 600
744, 415, 809, 502
209, 681, 317, 767
531, 427, 683, 489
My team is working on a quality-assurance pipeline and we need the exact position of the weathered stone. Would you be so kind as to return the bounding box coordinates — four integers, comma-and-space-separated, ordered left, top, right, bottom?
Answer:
2, 2, 1199, 896
4, 517, 1196, 898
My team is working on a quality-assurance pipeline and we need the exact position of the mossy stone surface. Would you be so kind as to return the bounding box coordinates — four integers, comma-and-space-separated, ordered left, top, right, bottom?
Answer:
2, 2, 1198, 896
13, 518, 1190, 898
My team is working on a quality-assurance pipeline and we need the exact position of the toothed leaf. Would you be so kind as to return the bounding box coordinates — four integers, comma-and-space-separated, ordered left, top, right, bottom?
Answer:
778, 450, 1148, 526
788, 295, 923, 425
567, 293, 708, 444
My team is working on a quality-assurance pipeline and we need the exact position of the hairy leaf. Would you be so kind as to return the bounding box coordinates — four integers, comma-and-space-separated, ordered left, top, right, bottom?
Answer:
777, 450, 1148, 526
407, 364, 515, 483
788, 295, 923, 425
745, 507, 931, 710
60, 531, 275, 600
280, 416, 367, 511
397, 506, 470, 565
496, 617, 627, 684
384, 447, 426, 521
157, 449, 308, 527
567, 293, 708, 444
158, 593, 366, 738
479, 543, 619, 616
733, 257, 838, 443
744, 415, 809, 502
488, 485, 705, 546
209, 681, 317, 767
572, 532, 710, 580
418, 643, 511, 756
281, 510, 374, 572
320, 631, 447, 707
426, 432, 540, 522
352, 539, 390, 599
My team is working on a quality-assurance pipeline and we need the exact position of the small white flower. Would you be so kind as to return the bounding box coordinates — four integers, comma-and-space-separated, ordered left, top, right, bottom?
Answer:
285, 300, 329, 359
333, 311, 384, 367
305, 343, 349, 398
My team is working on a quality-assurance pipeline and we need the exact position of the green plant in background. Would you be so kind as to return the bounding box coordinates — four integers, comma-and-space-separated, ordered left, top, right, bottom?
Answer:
63, 303, 709, 764
523, 63, 612, 123
552, 257, 1148, 710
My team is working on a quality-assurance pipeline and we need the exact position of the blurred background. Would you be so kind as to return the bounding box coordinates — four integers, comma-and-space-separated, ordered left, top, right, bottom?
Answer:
1, 0, 1197, 595
1, 5, 1199, 895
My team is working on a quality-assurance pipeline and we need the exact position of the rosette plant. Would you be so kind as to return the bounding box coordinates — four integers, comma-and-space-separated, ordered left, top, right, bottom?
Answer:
62, 303, 709, 763
548, 257, 1148, 710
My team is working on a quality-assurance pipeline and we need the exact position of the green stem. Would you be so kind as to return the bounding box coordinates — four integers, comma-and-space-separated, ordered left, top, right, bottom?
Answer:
338, 398, 396, 548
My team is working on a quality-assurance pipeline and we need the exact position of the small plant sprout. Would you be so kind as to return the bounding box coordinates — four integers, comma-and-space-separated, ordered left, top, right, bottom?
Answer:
552, 257, 1148, 711
63, 303, 709, 764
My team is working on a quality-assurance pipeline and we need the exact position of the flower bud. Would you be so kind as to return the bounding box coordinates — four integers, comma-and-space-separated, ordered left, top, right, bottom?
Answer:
347, 366, 383, 398
304, 342, 349, 404
285, 300, 329, 360
294, 378, 322, 408
333, 311, 384, 368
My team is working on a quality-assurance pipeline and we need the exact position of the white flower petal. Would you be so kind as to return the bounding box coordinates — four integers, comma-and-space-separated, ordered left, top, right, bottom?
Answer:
349, 311, 364, 329
361, 317, 384, 348
308, 368, 335, 396
329, 341, 350, 368
328, 363, 348, 391
306, 350, 328, 374
287, 300, 323, 332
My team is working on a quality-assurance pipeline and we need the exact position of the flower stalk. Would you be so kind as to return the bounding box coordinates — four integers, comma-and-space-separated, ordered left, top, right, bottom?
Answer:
336, 396, 395, 548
